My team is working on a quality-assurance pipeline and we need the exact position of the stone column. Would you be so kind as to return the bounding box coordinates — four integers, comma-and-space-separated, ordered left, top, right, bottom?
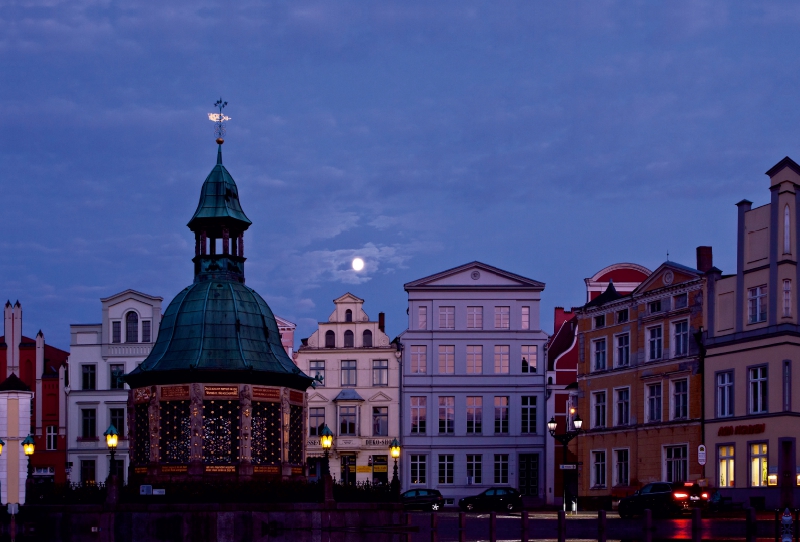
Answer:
239, 385, 253, 477
189, 383, 204, 476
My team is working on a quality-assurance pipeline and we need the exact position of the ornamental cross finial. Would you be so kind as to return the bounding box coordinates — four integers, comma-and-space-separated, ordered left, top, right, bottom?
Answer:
208, 98, 230, 143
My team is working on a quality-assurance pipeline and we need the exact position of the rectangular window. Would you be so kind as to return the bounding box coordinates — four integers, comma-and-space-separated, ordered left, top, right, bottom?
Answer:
439, 306, 455, 329
411, 397, 427, 434
784, 361, 792, 412
673, 293, 688, 309
494, 396, 509, 434
593, 391, 606, 429
592, 451, 606, 488
80, 460, 96, 485
784, 280, 792, 317
647, 383, 662, 422
673, 380, 688, 420
466, 345, 483, 374
614, 449, 629, 486
110, 364, 125, 390
373, 359, 388, 386
467, 306, 483, 329
112, 321, 121, 344
494, 454, 509, 484
717, 371, 734, 417
521, 345, 537, 373
310, 361, 325, 387
418, 306, 427, 330
594, 314, 605, 328
749, 366, 768, 414
494, 306, 510, 329
673, 320, 689, 357
410, 455, 427, 484
593, 339, 607, 371
748, 285, 767, 323
438, 455, 454, 484
665, 445, 688, 482
309, 407, 325, 436
615, 388, 630, 426
750, 443, 768, 487
438, 345, 455, 374
649, 300, 662, 314
81, 365, 96, 390
142, 320, 151, 343
521, 396, 537, 434
46, 425, 57, 450
718, 445, 735, 488
494, 345, 510, 374
615, 334, 629, 367
466, 396, 483, 434
341, 360, 357, 387
616, 309, 629, 323
81, 409, 96, 439
110, 408, 125, 438
648, 326, 662, 361
339, 406, 357, 435
438, 396, 455, 434
467, 454, 482, 484
410, 346, 427, 374
373, 407, 388, 436
521, 306, 530, 330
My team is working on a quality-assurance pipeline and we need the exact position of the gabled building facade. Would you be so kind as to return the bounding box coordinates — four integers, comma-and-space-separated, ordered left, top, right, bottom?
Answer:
399, 262, 547, 505
66, 289, 162, 484
574, 254, 709, 508
704, 157, 800, 509
295, 293, 399, 484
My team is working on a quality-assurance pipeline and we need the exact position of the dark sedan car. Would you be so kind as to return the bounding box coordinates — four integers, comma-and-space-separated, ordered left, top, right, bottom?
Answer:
458, 487, 523, 512
401, 488, 445, 511
618, 482, 709, 518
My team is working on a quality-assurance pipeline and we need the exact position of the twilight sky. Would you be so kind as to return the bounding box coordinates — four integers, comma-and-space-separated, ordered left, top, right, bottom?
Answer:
3, 1, 800, 350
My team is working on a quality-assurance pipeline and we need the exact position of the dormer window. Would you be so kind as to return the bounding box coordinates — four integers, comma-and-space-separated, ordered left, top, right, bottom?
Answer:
126, 312, 139, 343
345, 309, 353, 322
363, 329, 373, 347
344, 330, 354, 348
325, 330, 335, 348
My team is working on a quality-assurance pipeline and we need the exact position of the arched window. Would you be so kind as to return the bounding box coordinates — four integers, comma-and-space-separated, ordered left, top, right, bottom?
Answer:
345, 309, 353, 322
325, 330, 336, 348
126, 312, 139, 343
363, 329, 373, 348
344, 330, 354, 348
785, 205, 791, 254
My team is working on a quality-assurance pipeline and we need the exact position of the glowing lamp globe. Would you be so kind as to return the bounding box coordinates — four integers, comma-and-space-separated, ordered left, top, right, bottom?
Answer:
573, 414, 583, 431
390, 438, 401, 459
22, 435, 35, 457
320, 424, 333, 450
0, 438, 5, 456
547, 416, 557, 434
104, 424, 119, 450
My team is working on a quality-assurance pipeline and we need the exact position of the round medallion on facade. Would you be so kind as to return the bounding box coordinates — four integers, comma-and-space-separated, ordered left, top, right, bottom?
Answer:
663, 270, 674, 285
471, 270, 481, 280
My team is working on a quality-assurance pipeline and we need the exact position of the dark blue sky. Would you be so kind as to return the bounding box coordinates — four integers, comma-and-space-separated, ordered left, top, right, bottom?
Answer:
4, 2, 800, 350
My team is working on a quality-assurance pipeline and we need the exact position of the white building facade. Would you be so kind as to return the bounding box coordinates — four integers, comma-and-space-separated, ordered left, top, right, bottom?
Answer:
294, 293, 400, 484
66, 290, 162, 484
399, 262, 548, 506
0, 378, 33, 505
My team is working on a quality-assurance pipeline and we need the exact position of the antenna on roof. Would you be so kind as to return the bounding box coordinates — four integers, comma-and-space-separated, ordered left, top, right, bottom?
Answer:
208, 98, 230, 144
666, 250, 670, 262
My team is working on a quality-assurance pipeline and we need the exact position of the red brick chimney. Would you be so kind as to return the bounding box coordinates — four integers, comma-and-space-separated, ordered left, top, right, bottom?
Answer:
696, 246, 713, 273
378, 312, 385, 332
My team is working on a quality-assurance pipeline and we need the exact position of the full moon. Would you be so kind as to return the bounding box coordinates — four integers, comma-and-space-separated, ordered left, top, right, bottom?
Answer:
352, 257, 365, 271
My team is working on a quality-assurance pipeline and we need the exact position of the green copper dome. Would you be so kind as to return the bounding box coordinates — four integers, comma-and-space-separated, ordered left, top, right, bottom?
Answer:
124, 144, 312, 391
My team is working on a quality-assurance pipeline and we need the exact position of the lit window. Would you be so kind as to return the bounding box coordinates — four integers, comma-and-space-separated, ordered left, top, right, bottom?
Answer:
439, 307, 455, 329
466, 345, 483, 374
521, 306, 530, 330
418, 306, 427, 330
718, 445, 734, 487
750, 443, 768, 487
494, 345, 509, 374
494, 307, 510, 329
467, 307, 483, 329
410, 346, 427, 374
438, 345, 455, 374
521, 345, 537, 373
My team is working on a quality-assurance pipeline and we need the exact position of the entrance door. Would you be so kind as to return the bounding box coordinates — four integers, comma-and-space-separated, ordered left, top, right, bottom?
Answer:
519, 454, 540, 497
340, 455, 356, 485
781, 440, 795, 508
372, 455, 389, 484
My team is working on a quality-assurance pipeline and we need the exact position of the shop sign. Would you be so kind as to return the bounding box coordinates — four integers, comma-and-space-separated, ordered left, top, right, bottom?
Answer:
717, 423, 765, 436
253, 387, 280, 401
356, 466, 372, 473
698, 445, 706, 466
364, 439, 393, 447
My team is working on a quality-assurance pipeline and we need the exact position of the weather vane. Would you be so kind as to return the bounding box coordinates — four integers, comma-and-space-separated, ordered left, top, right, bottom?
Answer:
208, 98, 231, 144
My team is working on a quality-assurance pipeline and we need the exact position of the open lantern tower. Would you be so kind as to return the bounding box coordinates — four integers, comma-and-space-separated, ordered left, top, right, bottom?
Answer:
124, 134, 314, 482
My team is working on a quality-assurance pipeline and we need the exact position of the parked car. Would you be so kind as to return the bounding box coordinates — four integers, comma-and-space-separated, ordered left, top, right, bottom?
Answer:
618, 482, 709, 518
458, 487, 523, 512
401, 488, 445, 511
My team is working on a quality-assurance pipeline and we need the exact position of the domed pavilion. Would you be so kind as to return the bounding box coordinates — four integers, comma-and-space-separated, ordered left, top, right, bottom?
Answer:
124, 140, 313, 482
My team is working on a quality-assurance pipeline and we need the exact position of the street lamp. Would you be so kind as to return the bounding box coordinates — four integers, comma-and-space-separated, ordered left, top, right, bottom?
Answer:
389, 438, 401, 498
0, 438, 5, 457
547, 414, 583, 512
320, 424, 333, 476
21, 435, 35, 479
104, 424, 119, 479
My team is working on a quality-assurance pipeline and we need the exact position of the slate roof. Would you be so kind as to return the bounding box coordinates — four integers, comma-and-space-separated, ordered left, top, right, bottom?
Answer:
333, 389, 364, 402
0, 373, 31, 392
187, 146, 252, 233
584, 281, 624, 308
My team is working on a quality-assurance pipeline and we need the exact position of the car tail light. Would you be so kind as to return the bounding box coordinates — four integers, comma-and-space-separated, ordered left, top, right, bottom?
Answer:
701, 493, 708, 499
673, 492, 689, 499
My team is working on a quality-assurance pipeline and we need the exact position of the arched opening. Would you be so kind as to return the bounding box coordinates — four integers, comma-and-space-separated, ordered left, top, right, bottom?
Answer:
126, 312, 139, 343
345, 309, 353, 322
362, 329, 373, 348
344, 330, 354, 348
325, 330, 335, 348
785, 205, 791, 254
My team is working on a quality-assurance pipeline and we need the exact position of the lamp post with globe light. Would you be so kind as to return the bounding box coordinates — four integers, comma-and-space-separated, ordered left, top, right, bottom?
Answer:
104, 424, 119, 479
320, 424, 335, 505
389, 438, 401, 499
547, 413, 583, 512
